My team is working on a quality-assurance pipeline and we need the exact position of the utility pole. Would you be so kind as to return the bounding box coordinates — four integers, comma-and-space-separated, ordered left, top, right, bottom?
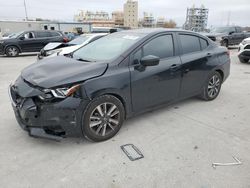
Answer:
227, 11, 231, 26
24, 0, 28, 21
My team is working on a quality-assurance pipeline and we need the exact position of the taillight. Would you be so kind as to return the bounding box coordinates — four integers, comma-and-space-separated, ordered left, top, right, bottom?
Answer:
63, 37, 69, 43
227, 50, 230, 56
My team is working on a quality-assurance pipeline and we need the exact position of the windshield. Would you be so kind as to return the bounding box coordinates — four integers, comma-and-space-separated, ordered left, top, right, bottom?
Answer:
8, 31, 24, 38
68, 36, 90, 45
73, 32, 146, 62
211, 27, 234, 34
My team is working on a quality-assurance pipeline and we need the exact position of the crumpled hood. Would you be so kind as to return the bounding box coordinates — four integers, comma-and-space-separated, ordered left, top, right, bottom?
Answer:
21, 56, 108, 88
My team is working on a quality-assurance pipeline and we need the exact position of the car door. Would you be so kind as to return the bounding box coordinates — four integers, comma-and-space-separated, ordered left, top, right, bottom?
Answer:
34, 31, 51, 51
178, 33, 211, 98
18, 31, 36, 52
129, 34, 182, 112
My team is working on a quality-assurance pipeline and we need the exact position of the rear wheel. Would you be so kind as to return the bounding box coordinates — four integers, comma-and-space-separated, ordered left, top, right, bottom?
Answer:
82, 95, 125, 142
200, 71, 222, 101
6, 46, 19, 57
239, 57, 249, 63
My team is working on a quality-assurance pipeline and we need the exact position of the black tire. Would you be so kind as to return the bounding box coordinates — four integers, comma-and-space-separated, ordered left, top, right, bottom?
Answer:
82, 95, 125, 142
5, 46, 19, 57
239, 57, 249, 63
221, 40, 228, 48
200, 71, 222, 101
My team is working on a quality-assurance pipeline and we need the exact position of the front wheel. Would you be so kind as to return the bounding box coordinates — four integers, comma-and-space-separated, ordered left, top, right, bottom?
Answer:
82, 95, 125, 142
239, 57, 249, 63
200, 71, 222, 101
5, 46, 19, 57
221, 40, 228, 48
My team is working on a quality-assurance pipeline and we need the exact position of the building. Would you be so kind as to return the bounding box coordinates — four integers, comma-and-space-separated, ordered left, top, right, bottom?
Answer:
112, 11, 124, 26
142, 12, 155, 28
0, 20, 92, 35
156, 17, 165, 28
123, 0, 138, 28
183, 4, 208, 32
74, 10, 114, 27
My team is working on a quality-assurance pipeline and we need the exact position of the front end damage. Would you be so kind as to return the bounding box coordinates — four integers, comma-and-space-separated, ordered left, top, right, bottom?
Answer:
8, 76, 87, 140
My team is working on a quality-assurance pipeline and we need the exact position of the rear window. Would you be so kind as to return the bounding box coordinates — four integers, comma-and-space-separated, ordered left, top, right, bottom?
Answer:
180, 34, 201, 54
36, 31, 50, 38
50, 32, 61, 37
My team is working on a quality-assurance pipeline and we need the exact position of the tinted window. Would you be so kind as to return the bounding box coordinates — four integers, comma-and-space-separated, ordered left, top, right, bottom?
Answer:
50, 32, 60, 37
200, 38, 208, 50
180, 34, 201, 54
36, 31, 50, 38
143, 35, 174, 59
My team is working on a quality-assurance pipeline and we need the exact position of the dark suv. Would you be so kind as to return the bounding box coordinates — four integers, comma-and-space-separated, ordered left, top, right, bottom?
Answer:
0, 30, 68, 57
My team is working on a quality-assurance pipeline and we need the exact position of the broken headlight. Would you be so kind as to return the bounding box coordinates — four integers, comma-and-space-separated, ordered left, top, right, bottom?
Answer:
38, 84, 80, 101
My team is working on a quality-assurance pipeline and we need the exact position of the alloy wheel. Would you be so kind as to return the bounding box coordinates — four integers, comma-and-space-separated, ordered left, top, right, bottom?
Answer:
207, 74, 221, 98
7, 47, 18, 56
89, 102, 120, 137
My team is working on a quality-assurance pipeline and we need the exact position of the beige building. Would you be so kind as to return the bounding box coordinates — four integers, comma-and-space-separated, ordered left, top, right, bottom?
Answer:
74, 10, 115, 27
112, 11, 124, 26
123, 0, 138, 28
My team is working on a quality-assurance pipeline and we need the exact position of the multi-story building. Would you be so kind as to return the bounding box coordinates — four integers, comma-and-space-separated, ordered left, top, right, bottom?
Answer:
183, 4, 208, 32
142, 12, 155, 28
156, 17, 165, 28
123, 0, 138, 28
112, 11, 124, 26
74, 10, 114, 27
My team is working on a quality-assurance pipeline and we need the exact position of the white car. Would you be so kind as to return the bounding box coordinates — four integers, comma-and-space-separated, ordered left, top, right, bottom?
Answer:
238, 37, 250, 63
37, 33, 107, 59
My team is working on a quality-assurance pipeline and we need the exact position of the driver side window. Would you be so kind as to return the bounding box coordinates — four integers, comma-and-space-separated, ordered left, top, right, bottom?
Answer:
133, 34, 174, 64
24, 32, 34, 39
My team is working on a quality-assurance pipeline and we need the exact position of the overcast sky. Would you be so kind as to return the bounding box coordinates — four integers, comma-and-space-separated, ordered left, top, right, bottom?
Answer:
0, 0, 250, 27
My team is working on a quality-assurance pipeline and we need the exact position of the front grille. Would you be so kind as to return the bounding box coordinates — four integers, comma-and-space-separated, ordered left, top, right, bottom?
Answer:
207, 36, 216, 41
244, 45, 250, 50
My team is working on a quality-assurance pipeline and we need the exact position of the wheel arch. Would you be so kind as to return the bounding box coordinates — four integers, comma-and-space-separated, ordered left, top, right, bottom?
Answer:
215, 69, 224, 81
4, 44, 22, 54
87, 89, 129, 119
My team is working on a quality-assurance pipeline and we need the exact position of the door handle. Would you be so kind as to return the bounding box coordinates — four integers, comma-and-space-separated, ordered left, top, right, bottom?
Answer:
207, 52, 212, 57
170, 64, 180, 71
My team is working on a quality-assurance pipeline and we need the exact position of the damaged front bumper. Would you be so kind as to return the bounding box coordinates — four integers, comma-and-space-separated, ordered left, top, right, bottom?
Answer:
8, 78, 86, 140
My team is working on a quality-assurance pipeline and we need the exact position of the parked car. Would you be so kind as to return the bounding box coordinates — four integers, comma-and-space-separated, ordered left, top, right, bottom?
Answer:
0, 30, 68, 57
238, 37, 250, 63
37, 33, 107, 60
204, 26, 250, 47
9, 29, 230, 142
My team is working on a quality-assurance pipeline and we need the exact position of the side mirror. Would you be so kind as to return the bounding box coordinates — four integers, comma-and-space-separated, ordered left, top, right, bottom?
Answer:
19, 36, 25, 40
229, 31, 235, 35
140, 55, 160, 67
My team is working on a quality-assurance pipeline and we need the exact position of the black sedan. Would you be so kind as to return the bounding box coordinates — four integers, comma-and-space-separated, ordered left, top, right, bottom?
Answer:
9, 29, 230, 142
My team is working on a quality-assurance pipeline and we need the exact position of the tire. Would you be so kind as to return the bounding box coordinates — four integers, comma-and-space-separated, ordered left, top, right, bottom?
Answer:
82, 95, 125, 142
5, 46, 19, 57
221, 40, 228, 48
239, 57, 249, 63
200, 71, 222, 101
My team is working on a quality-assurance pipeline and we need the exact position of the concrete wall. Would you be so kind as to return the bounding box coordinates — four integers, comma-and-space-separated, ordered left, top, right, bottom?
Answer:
0, 21, 92, 35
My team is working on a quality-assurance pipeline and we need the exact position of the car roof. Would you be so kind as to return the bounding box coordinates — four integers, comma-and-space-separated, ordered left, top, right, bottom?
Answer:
80, 33, 108, 37
120, 28, 193, 34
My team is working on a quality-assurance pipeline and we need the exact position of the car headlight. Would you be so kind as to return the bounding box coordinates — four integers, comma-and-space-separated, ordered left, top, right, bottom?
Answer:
38, 84, 80, 101
216, 36, 223, 42
241, 40, 249, 45
46, 49, 62, 56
